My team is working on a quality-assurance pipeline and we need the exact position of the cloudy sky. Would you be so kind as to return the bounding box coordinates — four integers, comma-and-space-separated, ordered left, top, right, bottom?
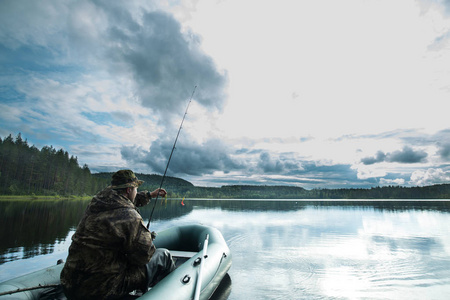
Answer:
1, 0, 450, 189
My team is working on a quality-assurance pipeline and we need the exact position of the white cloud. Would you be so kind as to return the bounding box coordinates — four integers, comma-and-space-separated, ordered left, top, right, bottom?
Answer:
379, 178, 406, 186
409, 168, 450, 186
0, 103, 21, 122
355, 164, 388, 180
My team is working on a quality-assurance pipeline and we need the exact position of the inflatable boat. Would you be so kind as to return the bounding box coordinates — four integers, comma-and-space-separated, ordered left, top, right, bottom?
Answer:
0, 224, 232, 300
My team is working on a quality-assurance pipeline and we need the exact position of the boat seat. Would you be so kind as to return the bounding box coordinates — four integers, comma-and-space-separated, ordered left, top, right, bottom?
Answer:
170, 250, 197, 268
170, 250, 197, 258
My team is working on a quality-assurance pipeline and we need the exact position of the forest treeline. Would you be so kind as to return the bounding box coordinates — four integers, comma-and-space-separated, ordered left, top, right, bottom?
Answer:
165, 184, 450, 199
0, 133, 107, 196
1, 133, 450, 199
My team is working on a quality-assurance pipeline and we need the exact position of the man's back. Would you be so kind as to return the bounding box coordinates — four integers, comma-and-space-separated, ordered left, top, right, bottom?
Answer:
60, 188, 155, 299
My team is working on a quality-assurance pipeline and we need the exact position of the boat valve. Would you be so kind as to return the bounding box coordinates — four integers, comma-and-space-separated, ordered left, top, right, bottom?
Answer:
181, 274, 191, 284
193, 257, 202, 266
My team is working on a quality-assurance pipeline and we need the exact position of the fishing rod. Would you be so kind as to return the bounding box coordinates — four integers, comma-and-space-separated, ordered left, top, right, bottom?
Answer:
146, 86, 196, 229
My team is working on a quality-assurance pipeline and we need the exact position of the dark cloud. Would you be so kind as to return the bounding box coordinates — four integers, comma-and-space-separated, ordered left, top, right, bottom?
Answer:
391, 129, 450, 162
361, 151, 386, 165
0, 0, 227, 117
361, 146, 427, 165
257, 152, 293, 173
438, 143, 450, 160
434, 129, 450, 161
94, 3, 228, 118
301, 162, 361, 183
387, 146, 427, 163
121, 137, 243, 176
251, 153, 366, 188
361, 152, 385, 165
121, 143, 367, 188
0, 0, 228, 148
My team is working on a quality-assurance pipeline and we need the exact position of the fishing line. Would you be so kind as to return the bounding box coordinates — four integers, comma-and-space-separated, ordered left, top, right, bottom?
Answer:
146, 86, 196, 229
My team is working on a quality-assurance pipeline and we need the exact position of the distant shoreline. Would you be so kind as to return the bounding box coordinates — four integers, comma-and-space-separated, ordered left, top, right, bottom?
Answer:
1, 195, 450, 202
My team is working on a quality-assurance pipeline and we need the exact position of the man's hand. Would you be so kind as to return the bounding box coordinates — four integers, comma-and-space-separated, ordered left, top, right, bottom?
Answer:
151, 231, 157, 240
150, 188, 167, 199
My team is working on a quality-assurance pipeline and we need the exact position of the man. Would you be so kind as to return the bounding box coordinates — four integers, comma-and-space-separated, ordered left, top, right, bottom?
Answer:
61, 170, 175, 299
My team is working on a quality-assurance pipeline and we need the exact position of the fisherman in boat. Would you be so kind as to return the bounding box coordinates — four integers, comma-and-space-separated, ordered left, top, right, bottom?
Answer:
60, 170, 176, 299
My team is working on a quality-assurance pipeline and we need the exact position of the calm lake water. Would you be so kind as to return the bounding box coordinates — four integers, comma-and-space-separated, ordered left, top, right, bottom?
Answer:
1, 199, 450, 299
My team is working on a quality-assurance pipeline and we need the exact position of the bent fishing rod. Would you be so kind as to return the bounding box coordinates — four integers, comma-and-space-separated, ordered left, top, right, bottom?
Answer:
146, 86, 196, 229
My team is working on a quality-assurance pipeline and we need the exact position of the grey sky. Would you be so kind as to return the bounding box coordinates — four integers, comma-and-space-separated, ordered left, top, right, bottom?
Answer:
1, 0, 450, 189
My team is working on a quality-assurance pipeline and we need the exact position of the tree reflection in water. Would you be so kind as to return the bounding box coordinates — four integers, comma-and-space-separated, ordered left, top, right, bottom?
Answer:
1, 199, 449, 264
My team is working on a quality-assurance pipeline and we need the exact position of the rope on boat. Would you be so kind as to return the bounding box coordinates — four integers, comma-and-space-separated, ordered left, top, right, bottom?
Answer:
0, 284, 61, 297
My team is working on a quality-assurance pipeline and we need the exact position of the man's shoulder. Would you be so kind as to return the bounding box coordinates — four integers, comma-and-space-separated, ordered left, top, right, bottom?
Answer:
89, 188, 135, 212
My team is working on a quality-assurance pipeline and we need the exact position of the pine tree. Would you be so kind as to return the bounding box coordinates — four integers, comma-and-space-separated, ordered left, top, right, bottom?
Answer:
0, 133, 109, 196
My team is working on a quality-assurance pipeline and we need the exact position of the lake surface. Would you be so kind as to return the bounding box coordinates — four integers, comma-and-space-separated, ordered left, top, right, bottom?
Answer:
1, 199, 450, 299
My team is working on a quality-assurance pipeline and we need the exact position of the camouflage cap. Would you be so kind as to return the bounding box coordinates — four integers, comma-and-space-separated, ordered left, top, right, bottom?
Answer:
110, 170, 144, 189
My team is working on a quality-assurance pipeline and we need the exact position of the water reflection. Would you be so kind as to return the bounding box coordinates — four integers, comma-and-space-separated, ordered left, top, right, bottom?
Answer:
1, 199, 450, 265
203, 204, 450, 300
0, 200, 85, 264
0, 199, 194, 264
1, 199, 450, 299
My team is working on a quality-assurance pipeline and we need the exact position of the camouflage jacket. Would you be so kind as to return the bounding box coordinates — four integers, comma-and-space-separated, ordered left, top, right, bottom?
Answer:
60, 188, 155, 299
